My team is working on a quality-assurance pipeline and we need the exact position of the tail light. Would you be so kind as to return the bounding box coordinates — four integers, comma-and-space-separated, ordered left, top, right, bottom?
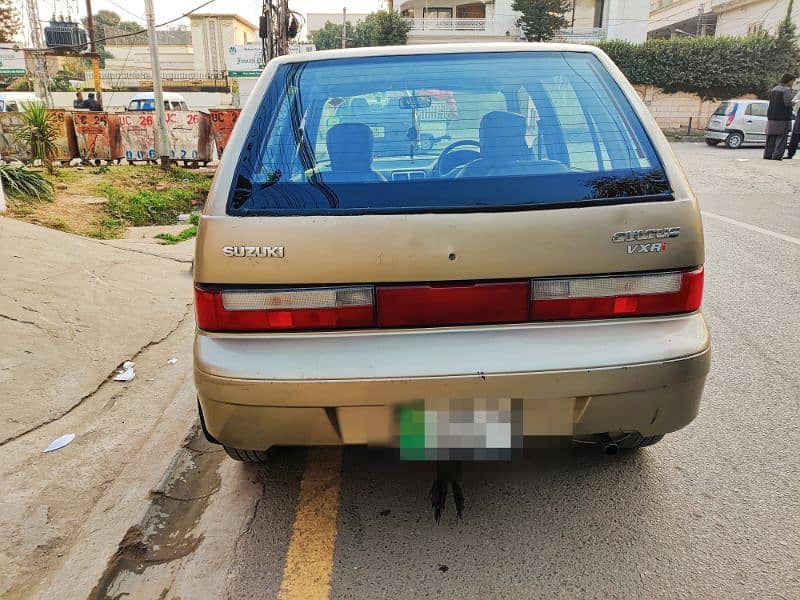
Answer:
531, 268, 703, 321
726, 113, 736, 127
196, 268, 703, 332
195, 286, 375, 332
376, 281, 529, 327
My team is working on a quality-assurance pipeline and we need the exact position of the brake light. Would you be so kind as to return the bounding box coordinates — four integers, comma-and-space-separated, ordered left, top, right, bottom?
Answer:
530, 268, 703, 321
726, 113, 736, 127
195, 286, 375, 332
376, 281, 529, 327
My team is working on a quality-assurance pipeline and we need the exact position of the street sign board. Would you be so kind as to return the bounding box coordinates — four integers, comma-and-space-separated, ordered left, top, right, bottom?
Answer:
0, 49, 26, 76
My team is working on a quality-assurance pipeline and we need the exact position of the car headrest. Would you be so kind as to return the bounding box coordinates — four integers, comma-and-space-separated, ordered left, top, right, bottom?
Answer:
479, 111, 528, 160
327, 123, 374, 172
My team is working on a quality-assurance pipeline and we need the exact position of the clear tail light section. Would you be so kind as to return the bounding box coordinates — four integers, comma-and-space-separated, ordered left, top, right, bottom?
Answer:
531, 268, 703, 321
195, 268, 703, 332
195, 286, 375, 332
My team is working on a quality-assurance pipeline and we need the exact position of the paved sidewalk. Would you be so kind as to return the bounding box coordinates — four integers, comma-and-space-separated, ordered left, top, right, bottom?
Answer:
0, 218, 197, 597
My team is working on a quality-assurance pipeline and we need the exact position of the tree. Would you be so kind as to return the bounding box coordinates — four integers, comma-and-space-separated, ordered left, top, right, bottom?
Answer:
0, 0, 20, 43
354, 10, 410, 46
773, 0, 800, 78
311, 20, 352, 50
312, 11, 409, 50
512, 0, 571, 42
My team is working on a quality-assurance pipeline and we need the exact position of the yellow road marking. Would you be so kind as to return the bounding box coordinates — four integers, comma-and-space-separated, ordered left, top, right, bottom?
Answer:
278, 446, 343, 600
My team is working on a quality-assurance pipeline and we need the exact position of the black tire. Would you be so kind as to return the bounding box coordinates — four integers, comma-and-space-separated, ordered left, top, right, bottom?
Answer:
223, 446, 272, 463
705, 139, 720, 146
724, 131, 744, 149
617, 433, 664, 449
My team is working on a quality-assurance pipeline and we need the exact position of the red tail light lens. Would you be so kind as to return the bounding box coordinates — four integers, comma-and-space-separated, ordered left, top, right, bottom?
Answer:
726, 113, 736, 127
376, 281, 529, 327
195, 286, 375, 332
531, 268, 703, 321
196, 269, 703, 331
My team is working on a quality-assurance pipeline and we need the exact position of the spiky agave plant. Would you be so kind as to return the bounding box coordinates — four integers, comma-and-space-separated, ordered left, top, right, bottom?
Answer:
0, 164, 54, 201
15, 102, 59, 173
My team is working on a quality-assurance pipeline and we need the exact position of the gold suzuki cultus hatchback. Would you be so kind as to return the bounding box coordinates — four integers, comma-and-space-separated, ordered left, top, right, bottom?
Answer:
194, 44, 710, 463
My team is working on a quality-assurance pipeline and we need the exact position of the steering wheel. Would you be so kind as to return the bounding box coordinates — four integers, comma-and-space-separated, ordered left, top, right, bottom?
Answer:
434, 140, 481, 176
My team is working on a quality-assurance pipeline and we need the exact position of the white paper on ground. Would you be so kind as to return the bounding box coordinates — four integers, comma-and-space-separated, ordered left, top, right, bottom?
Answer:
43, 433, 75, 453
167, 357, 178, 365
113, 361, 136, 382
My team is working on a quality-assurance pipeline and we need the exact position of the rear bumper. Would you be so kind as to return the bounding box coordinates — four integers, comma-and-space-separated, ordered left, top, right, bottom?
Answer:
704, 129, 729, 140
195, 313, 711, 450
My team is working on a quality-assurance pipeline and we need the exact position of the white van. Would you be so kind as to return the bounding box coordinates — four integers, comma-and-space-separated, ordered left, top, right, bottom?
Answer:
126, 92, 189, 112
0, 92, 38, 112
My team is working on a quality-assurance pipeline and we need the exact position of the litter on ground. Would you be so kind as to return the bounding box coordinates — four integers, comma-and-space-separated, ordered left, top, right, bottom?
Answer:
43, 433, 75, 453
113, 361, 136, 382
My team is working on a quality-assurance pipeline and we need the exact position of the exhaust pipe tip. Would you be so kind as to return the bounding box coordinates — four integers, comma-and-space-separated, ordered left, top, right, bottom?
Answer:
604, 443, 619, 455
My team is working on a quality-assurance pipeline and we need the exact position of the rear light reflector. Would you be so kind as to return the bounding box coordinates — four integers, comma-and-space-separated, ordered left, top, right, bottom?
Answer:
531, 268, 703, 321
195, 286, 375, 332
376, 281, 529, 327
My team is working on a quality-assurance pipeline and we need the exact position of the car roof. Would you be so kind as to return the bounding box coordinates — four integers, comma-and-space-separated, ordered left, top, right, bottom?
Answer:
272, 42, 602, 65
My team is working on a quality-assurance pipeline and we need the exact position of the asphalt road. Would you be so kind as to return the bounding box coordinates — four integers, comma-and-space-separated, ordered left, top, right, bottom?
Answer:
99, 143, 800, 600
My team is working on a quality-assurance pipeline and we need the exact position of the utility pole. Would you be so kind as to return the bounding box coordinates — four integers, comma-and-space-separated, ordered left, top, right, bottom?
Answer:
342, 7, 347, 49
144, 0, 171, 171
85, 0, 103, 104
24, 0, 53, 106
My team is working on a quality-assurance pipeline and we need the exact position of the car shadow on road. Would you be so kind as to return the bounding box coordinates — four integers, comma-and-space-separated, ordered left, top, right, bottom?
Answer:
331, 444, 671, 599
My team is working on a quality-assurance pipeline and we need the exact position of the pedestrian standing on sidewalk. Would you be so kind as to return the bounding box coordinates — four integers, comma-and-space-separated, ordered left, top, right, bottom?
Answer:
786, 88, 800, 160
764, 73, 796, 160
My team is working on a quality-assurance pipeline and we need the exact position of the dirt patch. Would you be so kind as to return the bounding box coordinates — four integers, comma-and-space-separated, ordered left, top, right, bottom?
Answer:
6, 166, 211, 239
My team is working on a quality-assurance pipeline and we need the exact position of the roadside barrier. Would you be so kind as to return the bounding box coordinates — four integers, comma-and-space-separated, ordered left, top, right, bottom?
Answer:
0, 112, 31, 161
209, 108, 240, 157
73, 112, 123, 162
0, 108, 241, 166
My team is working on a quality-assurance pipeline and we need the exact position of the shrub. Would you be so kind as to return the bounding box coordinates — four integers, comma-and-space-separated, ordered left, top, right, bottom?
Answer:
0, 164, 53, 200
597, 29, 800, 99
15, 102, 60, 173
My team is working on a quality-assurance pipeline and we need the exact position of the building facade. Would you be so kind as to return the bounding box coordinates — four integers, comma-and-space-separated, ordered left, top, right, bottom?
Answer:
649, 0, 799, 39
396, 0, 649, 43
189, 14, 258, 73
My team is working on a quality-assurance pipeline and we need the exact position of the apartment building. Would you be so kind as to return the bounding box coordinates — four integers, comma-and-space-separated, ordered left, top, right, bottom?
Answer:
398, 0, 648, 43
650, 0, 799, 39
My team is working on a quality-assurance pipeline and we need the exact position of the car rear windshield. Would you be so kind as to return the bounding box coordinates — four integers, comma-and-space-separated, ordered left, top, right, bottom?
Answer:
713, 102, 737, 116
228, 51, 670, 215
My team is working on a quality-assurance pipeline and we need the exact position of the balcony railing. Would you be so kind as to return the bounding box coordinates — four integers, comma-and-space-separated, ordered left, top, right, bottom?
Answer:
552, 27, 608, 42
405, 17, 487, 31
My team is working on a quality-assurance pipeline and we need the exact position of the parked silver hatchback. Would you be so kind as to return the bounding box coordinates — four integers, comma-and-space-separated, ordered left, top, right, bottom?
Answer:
705, 99, 794, 149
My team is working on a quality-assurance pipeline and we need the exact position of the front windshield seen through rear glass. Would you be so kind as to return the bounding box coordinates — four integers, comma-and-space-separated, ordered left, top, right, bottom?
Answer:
229, 51, 669, 215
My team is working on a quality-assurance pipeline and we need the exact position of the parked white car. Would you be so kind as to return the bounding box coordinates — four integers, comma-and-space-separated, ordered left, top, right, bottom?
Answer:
705, 99, 795, 149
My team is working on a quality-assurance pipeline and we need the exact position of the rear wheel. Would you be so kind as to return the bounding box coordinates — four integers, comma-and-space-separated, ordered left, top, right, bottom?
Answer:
725, 131, 744, 149
705, 138, 720, 146
223, 446, 272, 463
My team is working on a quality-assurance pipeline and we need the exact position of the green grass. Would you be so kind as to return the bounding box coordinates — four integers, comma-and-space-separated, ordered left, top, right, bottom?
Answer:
96, 167, 210, 227
88, 217, 124, 239
154, 213, 200, 244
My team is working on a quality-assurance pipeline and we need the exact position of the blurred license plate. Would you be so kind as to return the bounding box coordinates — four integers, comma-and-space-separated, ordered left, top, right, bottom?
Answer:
398, 398, 521, 461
